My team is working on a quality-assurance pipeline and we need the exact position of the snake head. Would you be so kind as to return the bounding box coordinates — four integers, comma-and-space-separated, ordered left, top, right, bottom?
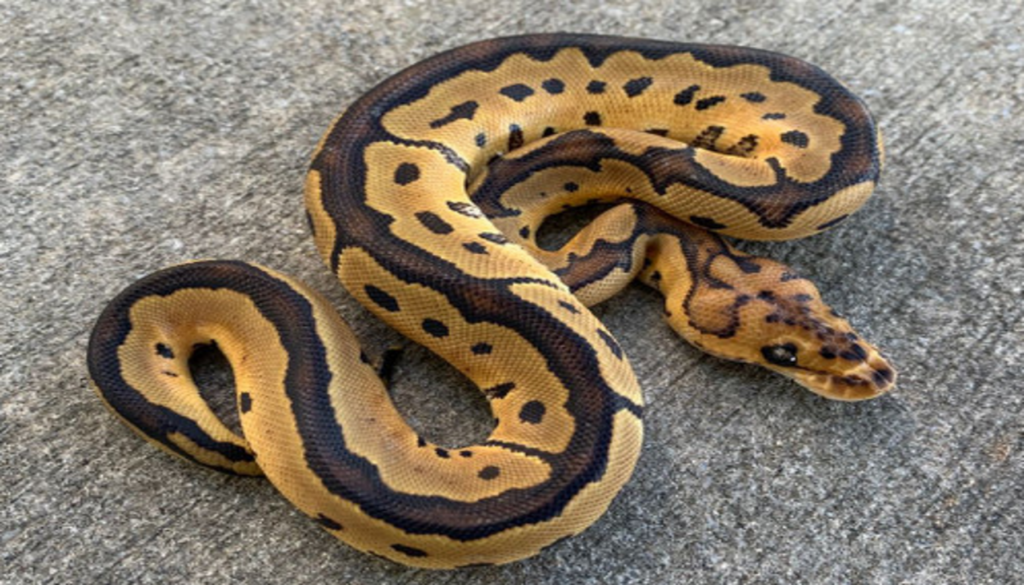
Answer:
744, 279, 896, 401
681, 251, 896, 401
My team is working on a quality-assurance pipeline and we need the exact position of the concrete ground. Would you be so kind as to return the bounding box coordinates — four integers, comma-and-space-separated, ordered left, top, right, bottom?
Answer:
3, 1, 1022, 583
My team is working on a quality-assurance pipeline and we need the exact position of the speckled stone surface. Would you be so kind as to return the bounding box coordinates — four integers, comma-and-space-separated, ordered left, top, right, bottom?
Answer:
2, 1, 1022, 583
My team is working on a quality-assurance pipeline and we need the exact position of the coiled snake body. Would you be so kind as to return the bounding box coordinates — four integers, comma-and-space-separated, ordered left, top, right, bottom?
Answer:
88, 34, 895, 568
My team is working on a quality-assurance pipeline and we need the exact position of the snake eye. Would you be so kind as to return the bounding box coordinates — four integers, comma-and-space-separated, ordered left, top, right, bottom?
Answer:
762, 343, 799, 367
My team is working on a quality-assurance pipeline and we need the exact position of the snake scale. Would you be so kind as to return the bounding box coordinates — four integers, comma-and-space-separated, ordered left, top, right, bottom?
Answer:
87, 34, 896, 568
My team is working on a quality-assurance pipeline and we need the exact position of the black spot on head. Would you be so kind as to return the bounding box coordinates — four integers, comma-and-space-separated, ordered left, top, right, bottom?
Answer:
507, 123, 524, 150
391, 544, 428, 558
673, 84, 701, 106
597, 329, 623, 360
542, 126, 557, 137
873, 367, 895, 385
394, 162, 420, 185
239, 392, 252, 413
817, 214, 850, 231
558, 300, 580, 314
519, 226, 530, 239
478, 466, 501, 480
429, 100, 479, 128
780, 271, 803, 282
586, 80, 606, 94
417, 436, 427, 447
519, 400, 546, 424
422, 319, 449, 338
583, 111, 602, 126
781, 130, 810, 148
435, 447, 450, 458
820, 347, 837, 360
485, 382, 516, 399
839, 343, 868, 362
762, 343, 799, 367
459, 450, 473, 458
740, 92, 767, 102
415, 211, 454, 235
364, 285, 400, 312
479, 232, 508, 245
155, 343, 174, 359
541, 78, 565, 94
757, 290, 776, 301
762, 112, 787, 120
499, 83, 535, 102
475, 132, 486, 147
463, 242, 488, 254
623, 76, 653, 97
471, 342, 493, 355
564, 182, 579, 192
695, 96, 727, 110
792, 293, 814, 303
689, 215, 727, 230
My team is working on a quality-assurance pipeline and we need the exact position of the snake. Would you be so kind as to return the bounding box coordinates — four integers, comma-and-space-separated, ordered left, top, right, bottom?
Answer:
87, 33, 896, 568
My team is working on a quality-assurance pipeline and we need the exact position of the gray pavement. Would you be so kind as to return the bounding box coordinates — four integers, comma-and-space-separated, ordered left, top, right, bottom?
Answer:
2, 1, 1022, 583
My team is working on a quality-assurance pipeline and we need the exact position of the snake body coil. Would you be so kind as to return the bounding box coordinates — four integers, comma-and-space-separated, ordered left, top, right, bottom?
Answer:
88, 34, 895, 568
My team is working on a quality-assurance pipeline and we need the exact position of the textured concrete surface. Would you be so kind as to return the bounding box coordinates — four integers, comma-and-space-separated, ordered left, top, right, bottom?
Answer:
3, 1, 1022, 583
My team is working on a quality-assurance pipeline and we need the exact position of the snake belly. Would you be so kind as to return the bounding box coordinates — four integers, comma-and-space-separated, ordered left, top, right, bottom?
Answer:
87, 33, 894, 568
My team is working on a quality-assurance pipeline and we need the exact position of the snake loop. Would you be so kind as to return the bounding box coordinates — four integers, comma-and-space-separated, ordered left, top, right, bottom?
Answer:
88, 34, 894, 568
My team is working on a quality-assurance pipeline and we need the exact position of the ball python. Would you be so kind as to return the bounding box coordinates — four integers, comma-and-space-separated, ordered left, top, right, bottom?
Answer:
87, 33, 896, 568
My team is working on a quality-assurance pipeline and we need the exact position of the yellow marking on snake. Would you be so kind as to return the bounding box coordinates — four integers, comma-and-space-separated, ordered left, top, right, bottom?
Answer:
88, 34, 895, 568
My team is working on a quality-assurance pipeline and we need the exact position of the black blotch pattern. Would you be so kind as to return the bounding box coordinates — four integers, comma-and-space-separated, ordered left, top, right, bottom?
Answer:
564, 182, 579, 192
507, 123, 524, 150
584, 111, 602, 126
781, 130, 810, 148
762, 112, 787, 120
692, 125, 725, 150
519, 400, 546, 424
839, 343, 868, 361
645, 128, 669, 136
435, 447, 450, 458
447, 201, 482, 218
499, 83, 535, 102
542, 78, 565, 94
673, 84, 701, 105
740, 92, 767, 102
542, 126, 557, 137
696, 96, 727, 110
417, 436, 427, 448
623, 76, 653, 97
471, 342, 493, 355
597, 329, 623, 359
558, 300, 580, 314
429, 100, 479, 128
239, 392, 252, 413
415, 211, 454, 235
463, 242, 488, 254
762, 343, 799, 367
817, 214, 849, 230
459, 450, 473, 458
394, 162, 420, 185
478, 466, 501, 480
155, 343, 174, 359
391, 544, 428, 558
689, 215, 727, 230
820, 347, 837, 360
873, 368, 895, 385
316, 514, 343, 531
519, 226, 530, 239
780, 271, 803, 282
365, 285, 400, 312
475, 132, 486, 147
586, 80, 606, 94
479, 232, 508, 245
422, 319, 449, 338
485, 382, 516, 399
